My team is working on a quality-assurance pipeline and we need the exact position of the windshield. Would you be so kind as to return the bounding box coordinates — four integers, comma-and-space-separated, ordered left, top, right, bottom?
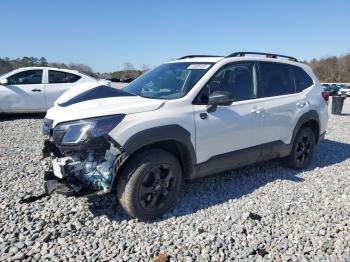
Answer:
123, 62, 213, 99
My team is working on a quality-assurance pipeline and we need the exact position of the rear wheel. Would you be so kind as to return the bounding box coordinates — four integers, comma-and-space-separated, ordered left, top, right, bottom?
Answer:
284, 127, 315, 169
117, 149, 182, 221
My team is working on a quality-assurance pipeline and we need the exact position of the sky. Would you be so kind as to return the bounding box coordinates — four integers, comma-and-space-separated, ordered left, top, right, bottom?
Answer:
1, 0, 349, 72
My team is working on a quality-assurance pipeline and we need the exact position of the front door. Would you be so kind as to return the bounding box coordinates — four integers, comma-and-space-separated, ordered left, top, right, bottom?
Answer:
193, 62, 265, 170
0, 69, 46, 112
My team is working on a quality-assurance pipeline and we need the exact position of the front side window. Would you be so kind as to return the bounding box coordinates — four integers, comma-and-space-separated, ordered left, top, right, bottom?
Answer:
49, 70, 81, 84
8, 70, 43, 85
199, 62, 258, 103
260, 62, 294, 97
123, 62, 213, 99
292, 66, 313, 92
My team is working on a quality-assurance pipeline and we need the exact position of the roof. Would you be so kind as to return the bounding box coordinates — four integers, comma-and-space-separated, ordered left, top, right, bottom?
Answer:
12, 66, 79, 73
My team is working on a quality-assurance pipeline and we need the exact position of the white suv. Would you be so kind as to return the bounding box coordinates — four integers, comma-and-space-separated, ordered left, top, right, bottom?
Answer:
42, 52, 329, 220
0, 67, 99, 113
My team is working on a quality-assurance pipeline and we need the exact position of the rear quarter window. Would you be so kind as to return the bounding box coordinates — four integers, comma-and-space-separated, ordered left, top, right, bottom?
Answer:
292, 66, 313, 92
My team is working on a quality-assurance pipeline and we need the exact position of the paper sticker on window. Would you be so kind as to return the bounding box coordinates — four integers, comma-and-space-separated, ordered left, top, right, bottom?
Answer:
187, 64, 211, 70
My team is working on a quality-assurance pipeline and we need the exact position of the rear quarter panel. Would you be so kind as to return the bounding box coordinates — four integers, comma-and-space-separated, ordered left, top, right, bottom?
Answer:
303, 67, 328, 136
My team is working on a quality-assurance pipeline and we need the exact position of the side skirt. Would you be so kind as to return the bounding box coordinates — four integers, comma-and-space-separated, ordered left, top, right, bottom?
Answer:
190, 141, 292, 180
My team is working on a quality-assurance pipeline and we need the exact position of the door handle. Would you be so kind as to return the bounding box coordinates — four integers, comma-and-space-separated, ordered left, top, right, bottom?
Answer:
251, 107, 262, 114
32, 89, 41, 92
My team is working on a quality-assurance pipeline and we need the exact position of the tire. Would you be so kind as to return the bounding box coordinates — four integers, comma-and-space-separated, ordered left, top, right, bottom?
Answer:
117, 149, 182, 221
284, 127, 315, 169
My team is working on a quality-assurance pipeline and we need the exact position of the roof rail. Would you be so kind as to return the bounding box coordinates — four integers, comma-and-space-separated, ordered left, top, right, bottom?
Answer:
226, 52, 298, 62
177, 55, 221, 60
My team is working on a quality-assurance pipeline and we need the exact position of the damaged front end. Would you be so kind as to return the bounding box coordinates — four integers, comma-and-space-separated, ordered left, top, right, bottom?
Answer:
42, 115, 127, 196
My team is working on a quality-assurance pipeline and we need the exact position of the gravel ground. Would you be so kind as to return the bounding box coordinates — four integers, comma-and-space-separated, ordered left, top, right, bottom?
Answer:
0, 99, 349, 262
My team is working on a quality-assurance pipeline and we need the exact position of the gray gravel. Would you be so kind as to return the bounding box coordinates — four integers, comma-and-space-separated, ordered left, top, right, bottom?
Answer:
0, 99, 349, 261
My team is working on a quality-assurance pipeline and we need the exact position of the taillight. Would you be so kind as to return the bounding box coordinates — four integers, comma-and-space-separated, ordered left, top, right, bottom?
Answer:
322, 91, 330, 104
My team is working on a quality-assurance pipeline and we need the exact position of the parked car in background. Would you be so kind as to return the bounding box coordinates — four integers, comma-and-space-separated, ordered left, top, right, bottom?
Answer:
338, 85, 350, 96
119, 77, 134, 83
109, 77, 134, 83
322, 83, 338, 95
0, 67, 99, 113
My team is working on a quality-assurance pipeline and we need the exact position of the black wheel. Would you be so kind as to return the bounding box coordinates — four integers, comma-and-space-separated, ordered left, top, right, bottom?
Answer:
284, 127, 315, 169
117, 149, 182, 221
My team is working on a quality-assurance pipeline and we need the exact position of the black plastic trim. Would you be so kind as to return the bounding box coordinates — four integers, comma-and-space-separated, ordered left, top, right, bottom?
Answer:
122, 124, 197, 167
291, 110, 320, 144
191, 140, 291, 179
319, 131, 326, 141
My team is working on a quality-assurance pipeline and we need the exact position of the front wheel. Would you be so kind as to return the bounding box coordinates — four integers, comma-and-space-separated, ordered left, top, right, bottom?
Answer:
284, 127, 315, 169
117, 149, 182, 221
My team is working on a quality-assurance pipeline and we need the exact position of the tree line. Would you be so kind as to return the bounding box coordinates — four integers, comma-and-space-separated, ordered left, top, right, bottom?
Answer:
110, 63, 149, 79
0, 56, 94, 76
1, 54, 349, 82
307, 54, 350, 83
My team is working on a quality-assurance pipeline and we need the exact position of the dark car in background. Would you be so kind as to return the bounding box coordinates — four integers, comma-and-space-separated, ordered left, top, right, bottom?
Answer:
322, 84, 339, 95
109, 77, 134, 83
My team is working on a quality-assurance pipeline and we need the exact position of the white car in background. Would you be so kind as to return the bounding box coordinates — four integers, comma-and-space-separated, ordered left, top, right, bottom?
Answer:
0, 67, 100, 113
338, 85, 350, 96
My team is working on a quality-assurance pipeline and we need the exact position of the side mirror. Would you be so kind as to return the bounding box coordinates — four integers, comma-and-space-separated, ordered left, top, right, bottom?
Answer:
0, 79, 8, 85
207, 91, 234, 112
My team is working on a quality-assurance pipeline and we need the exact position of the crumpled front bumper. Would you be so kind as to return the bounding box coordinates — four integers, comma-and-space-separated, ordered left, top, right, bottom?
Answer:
42, 140, 79, 195
44, 171, 82, 196
42, 138, 126, 197
43, 165, 112, 197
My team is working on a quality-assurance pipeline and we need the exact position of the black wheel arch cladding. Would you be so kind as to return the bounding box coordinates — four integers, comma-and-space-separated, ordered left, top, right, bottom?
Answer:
292, 110, 320, 144
121, 125, 197, 179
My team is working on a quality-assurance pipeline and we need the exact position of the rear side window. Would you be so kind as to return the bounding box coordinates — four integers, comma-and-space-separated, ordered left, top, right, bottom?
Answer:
49, 70, 81, 84
8, 70, 43, 85
260, 62, 294, 97
292, 66, 313, 92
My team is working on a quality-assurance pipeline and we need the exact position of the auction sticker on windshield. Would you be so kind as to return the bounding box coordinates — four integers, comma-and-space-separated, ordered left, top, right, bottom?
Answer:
187, 64, 211, 70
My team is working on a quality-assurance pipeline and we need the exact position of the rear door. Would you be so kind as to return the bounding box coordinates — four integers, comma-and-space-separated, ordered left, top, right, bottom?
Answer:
0, 69, 46, 112
45, 70, 81, 109
257, 62, 310, 146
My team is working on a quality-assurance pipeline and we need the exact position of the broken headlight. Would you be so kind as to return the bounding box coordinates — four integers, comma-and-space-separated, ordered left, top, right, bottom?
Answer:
54, 114, 124, 145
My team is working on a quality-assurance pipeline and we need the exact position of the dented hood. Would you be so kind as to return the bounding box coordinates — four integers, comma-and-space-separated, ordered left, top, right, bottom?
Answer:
46, 96, 166, 127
